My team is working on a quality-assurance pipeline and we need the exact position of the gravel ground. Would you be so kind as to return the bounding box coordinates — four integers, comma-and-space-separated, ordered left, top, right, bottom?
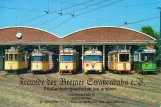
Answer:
0, 71, 161, 107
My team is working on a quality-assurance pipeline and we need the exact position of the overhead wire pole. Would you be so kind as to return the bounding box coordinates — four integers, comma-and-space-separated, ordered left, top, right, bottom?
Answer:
48, 0, 49, 12
124, 6, 128, 25
157, 7, 161, 59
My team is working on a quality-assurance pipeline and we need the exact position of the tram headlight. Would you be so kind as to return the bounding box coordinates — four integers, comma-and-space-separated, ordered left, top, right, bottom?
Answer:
86, 64, 89, 67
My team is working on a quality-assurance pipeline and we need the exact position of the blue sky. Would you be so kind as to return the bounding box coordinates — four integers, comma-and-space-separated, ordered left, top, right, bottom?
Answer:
0, 0, 161, 37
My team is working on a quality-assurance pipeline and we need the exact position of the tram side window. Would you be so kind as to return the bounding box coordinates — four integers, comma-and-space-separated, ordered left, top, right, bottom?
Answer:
73, 56, 76, 62
9, 54, 13, 61
24, 55, 27, 61
21, 54, 24, 61
115, 54, 118, 62
17, 54, 20, 61
114, 54, 117, 62
12, 54, 15, 61
149, 54, 155, 61
141, 54, 147, 62
108, 55, 110, 62
119, 54, 129, 62
45, 54, 48, 61
18, 54, 22, 61
5, 54, 8, 61
134, 54, 139, 61
6, 54, 18, 61
43, 55, 45, 61
112, 54, 115, 62
22, 55, 25, 61
110, 55, 113, 62
141, 53, 154, 62
12, 54, 18, 61
15, 54, 18, 61
5, 54, 18, 61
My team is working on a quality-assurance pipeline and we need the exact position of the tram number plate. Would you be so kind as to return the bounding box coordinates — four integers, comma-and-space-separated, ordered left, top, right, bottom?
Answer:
65, 65, 68, 69
123, 63, 126, 70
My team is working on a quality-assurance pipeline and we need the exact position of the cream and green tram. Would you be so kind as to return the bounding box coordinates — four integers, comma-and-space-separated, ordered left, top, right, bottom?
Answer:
108, 49, 131, 74
59, 48, 79, 74
83, 49, 102, 73
31, 50, 54, 73
5, 47, 28, 73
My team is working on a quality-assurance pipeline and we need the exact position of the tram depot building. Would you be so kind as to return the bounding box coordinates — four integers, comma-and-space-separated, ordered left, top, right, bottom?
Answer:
0, 26, 157, 71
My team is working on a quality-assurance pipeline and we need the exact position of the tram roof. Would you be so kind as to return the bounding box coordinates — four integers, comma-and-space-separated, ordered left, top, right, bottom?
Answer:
134, 49, 156, 54
84, 50, 102, 55
109, 49, 130, 53
0, 26, 156, 45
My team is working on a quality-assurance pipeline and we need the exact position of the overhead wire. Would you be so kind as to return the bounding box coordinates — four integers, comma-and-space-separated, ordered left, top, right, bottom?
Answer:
49, 0, 95, 14
35, 15, 62, 27
108, 1, 161, 8
0, 0, 82, 13
119, 16, 160, 27
77, 15, 123, 23
117, 1, 161, 28
64, 0, 110, 15
112, 1, 161, 30
35, 12, 123, 28
127, 10, 158, 16
2, 0, 160, 46
34, 0, 112, 27
14, 0, 95, 26
8, 0, 160, 31
51, 0, 75, 5
49, 17, 73, 30
122, 1, 161, 8
51, 0, 161, 8
0, 6, 46, 13
1, 1, 161, 12
35, 0, 111, 27
11, 0, 158, 27
127, 16, 160, 25
76, 0, 123, 16
0, 0, 100, 13
15, 13, 48, 26
49, 0, 123, 30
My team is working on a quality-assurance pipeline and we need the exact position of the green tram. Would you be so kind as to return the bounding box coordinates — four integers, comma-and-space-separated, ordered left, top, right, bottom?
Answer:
134, 49, 157, 74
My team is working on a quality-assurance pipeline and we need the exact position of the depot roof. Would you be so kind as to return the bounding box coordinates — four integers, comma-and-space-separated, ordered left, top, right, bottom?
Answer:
0, 26, 156, 45
60, 26, 156, 45
0, 26, 59, 45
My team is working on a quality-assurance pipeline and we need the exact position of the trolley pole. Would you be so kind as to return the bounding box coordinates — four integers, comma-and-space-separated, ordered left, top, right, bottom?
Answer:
157, 7, 161, 59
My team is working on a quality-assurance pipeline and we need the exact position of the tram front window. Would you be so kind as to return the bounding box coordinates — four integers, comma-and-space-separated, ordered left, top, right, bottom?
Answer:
119, 54, 129, 62
84, 55, 102, 61
60, 55, 74, 62
31, 56, 43, 61
141, 53, 154, 62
